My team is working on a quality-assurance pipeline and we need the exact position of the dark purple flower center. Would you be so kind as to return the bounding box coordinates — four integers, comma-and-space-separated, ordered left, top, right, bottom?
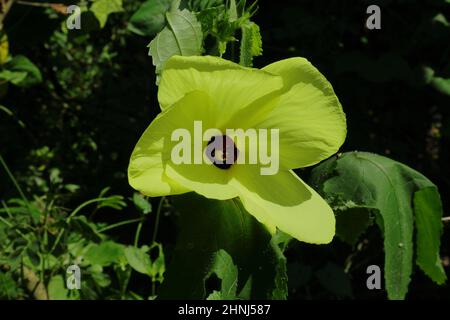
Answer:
205, 135, 239, 169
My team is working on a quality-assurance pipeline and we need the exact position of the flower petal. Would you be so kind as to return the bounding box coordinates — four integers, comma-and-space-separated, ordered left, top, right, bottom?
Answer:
128, 131, 189, 197
165, 163, 238, 200
263, 57, 335, 94
128, 90, 219, 197
260, 58, 346, 169
231, 166, 335, 244
158, 55, 284, 128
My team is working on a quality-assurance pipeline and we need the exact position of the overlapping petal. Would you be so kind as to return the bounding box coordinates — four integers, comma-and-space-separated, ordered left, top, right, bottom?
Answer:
260, 58, 346, 169
231, 166, 335, 244
158, 55, 284, 128
128, 90, 231, 197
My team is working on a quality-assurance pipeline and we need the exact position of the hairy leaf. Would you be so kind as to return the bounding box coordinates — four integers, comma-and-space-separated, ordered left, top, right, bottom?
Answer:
206, 250, 238, 300
309, 151, 446, 299
240, 21, 262, 67
414, 187, 447, 284
148, 7, 203, 81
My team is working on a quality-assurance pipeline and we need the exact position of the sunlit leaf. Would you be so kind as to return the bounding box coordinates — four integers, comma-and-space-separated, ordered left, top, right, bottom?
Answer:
132, 193, 152, 214
240, 21, 262, 67
148, 6, 203, 80
90, 0, 123, 28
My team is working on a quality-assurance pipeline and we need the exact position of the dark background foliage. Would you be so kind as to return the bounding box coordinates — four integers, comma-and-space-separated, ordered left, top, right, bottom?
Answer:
0, 0, 449, 299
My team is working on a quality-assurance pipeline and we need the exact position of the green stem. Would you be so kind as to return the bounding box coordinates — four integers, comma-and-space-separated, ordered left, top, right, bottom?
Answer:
152, 197, 165, 244
0, 215, 12, 227
49, 197, 111, 254
1, 200, 28, 239
134, 221, 143, 247
0, 154, 30, 206
98, 217, 144, 233
151, 281, 156, 297
0, 0, 15, 28
67, 197, 110, 221
0, 200, 13, 219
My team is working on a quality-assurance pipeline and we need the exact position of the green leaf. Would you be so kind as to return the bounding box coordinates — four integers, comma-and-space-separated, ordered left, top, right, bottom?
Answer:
239, 21, 262, 67
334, 204, 373, 246
430, 77, 450, 96
132, 193, 152, 214
0, 70, 27, 85
124, 246, 152, 276
128, 0, 172, 36
84, 241, 124, 266
309, 151, 446, 299
414, 187, 447, 284
89, 265, 111, 288
90, 0, 123, 28
158, 193, 287, 300
0, 272, 19, 299
1, 55, 42, 87
206, 249, 238, 300
228, 0, 238, 22
150, 243, 165, 282
148, 7, 203, 80
124, 244, 165, 281
48, 275, 70, 300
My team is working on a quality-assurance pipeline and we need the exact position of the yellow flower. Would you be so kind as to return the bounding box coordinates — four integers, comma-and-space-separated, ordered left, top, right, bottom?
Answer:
128, 55, 346, 244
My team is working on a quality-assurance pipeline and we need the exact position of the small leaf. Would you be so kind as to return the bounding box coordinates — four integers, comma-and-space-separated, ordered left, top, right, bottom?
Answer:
1, 55, 42, 87
206, 249, 238, 300
84, 241, 124, 266
128, 0, 172, 36
148, 7, 203, 80
228, 0, 238, 22
124, 246, 152, 276
0, 70, 27, 85
239, 21, 262, 67
89, 265, 111, 288
48, 275, 70, 300
414, 187, 447, 284
90, 0, 123, 28
132, 193, 152, 214
430, 77, 450, 96
64, 184, 80, 193
150, 243, 165, 282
